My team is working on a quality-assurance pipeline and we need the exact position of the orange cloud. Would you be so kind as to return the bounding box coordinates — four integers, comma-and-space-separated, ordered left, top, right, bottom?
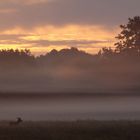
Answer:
2, 0, 48, 5
0, 8, 17, 14
0, 25, 119, 55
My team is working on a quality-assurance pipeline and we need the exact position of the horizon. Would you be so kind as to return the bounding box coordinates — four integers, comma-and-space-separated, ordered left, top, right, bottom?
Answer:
0, 0, 140, 55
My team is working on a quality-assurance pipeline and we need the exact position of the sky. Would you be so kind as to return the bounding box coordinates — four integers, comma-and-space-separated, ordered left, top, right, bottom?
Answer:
0, 0, 140, 55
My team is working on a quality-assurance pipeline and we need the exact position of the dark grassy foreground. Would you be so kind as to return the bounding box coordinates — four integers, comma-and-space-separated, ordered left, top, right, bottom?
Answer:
0, 121, 140, 140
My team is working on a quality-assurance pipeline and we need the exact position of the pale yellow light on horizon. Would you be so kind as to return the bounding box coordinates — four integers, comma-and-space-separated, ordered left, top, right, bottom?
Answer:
0, 25, 119, 55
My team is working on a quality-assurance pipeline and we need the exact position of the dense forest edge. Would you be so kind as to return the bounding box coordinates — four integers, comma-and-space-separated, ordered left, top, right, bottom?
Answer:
0, 16, 139, 93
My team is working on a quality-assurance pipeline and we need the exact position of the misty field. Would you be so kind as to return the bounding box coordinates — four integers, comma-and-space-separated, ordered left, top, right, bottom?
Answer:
0, 121, 140, 140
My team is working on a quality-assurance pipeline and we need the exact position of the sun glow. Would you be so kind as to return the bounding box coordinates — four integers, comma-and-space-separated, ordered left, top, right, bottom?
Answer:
0, 25, 119, 55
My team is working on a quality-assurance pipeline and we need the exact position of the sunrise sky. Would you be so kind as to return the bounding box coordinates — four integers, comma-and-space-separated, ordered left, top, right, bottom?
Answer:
0, 0, 140, 55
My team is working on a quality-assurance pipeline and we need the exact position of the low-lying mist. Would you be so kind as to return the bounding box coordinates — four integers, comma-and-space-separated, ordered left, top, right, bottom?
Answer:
0, 48, 139, 94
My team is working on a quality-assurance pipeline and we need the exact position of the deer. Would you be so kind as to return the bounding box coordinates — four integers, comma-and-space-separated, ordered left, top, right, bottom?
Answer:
9, 117, 23, 126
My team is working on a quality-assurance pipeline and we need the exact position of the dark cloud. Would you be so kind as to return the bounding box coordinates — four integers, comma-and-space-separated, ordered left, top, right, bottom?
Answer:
30, 40, 108, 47
0, 0, 140, 29
0, 34, 24, 40
0, 33, 108, 48
0, 34, 29, 44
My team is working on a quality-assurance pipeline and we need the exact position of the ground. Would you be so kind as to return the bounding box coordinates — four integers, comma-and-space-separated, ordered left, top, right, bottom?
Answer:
0, 120, 140, 140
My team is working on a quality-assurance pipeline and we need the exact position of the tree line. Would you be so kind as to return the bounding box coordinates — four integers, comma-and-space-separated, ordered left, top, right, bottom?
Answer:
0, 16, 140, 68
99, 16, 140, 59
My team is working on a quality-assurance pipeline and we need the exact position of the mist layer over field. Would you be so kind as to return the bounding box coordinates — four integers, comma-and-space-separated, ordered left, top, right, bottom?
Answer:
0, 48, 139, 93
0, 94, 140, 121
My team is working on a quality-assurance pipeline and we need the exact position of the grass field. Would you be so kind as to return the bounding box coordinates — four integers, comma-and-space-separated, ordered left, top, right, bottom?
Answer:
0, 120, 140, 140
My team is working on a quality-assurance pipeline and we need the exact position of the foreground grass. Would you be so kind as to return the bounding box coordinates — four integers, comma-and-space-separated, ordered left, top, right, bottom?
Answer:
0, 120, 140, 140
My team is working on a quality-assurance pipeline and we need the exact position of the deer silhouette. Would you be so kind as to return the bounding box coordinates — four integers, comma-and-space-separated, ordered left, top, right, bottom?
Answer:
9, 117, 23, 126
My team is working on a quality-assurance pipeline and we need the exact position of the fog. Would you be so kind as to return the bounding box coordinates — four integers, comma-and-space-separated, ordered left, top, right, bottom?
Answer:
0, 94, 140, 120
0, 48, 139, 120
0, 48, 139, 94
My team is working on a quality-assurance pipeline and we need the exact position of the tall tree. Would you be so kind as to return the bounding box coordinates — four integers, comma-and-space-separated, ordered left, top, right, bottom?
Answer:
115, 16, 140, 56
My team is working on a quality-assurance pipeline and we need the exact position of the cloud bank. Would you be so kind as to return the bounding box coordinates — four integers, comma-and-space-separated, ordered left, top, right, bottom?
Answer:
0, 0, 140, 29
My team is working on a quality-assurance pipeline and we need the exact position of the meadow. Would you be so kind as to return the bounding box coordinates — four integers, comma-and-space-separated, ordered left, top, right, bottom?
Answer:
0, 120, 140, 140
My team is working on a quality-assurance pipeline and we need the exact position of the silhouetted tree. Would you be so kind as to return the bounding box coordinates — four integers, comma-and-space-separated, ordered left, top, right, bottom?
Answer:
0, 49, 35, 68
115, 16, 140, 57
98, 47, 115, 58
48, 49, 58, 56
37, 47, 95, 68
